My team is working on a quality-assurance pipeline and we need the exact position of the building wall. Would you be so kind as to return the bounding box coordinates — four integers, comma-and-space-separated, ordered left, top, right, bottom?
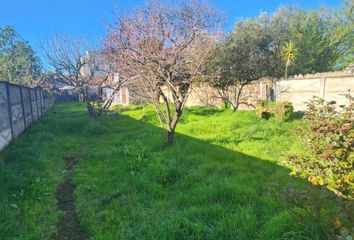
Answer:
0, 81, 55, 151
102, 86, 130, 106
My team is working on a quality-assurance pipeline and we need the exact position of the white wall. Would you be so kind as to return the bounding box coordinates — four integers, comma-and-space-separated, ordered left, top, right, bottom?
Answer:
275, 73, 354, 111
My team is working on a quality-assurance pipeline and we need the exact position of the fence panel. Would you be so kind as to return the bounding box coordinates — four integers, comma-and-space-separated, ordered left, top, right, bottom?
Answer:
276, 73, 354, 111
30, 89, 38, 121
0, 81, 55, 151
0, 82, 12, 150
9, 85, 25, 138
21, 87, 32, 126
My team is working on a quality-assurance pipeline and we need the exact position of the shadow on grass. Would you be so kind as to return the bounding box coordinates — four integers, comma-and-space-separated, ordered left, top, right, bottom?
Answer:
0, 102, 337, 240
66, 104, 336, 240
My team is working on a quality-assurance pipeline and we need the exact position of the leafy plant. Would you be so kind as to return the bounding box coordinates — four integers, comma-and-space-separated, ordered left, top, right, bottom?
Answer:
280, 184, 354, 240
284, 93, 354, 239
256, 100, 294, 122
281, 184, 335, 238
286, 94, 353, 200
281, 41, 297, 78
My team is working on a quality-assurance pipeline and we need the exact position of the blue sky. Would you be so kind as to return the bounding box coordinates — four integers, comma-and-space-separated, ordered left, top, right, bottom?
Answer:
0, 0, 344, 51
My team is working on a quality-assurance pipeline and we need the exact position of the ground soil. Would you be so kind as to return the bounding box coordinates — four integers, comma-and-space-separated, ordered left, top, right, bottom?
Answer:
50, 156, 90, 240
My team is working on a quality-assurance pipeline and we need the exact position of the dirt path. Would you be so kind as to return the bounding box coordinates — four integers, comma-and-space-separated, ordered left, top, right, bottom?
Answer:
50, 156, 90, 240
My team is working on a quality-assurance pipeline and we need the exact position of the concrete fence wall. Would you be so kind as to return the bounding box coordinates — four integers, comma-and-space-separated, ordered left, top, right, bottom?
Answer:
181, 79, 273, 110
180, 70, 354, 111
276, 72, 354, 111
0, 81, 55, 151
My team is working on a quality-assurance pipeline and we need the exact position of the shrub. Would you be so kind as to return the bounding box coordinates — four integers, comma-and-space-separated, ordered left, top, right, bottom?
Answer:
284, 93, 354, 239
256, 100, 294, 122
286, 95, 353, 200
265, 182, 339, 239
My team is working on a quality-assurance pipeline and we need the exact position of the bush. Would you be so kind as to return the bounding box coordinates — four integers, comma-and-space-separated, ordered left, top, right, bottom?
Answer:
256, 100, 294, 122
284, 94, 354, 239
286, 95, 353, 200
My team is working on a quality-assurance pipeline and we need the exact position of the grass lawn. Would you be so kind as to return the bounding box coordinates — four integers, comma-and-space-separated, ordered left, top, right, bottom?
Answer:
0, 102, 336, 239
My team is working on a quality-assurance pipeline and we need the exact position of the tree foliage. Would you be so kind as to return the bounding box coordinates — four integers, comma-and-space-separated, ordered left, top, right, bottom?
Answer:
208, 4, 351, 98
207, 16, 277, 111
334, 0, 354, 68
0, 26, 41, 86
269, 7, 341, 75
206, 4, 351, 111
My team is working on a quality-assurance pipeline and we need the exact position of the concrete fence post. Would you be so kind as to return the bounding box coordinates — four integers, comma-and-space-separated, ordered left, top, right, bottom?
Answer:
5, 83, 14, 139
35, 89, 40, 117
28, 88, 33, 123
258, 81, 263, 100
40, 91, 44, 114
320, 77, 326, 98
19, 86, 27, 128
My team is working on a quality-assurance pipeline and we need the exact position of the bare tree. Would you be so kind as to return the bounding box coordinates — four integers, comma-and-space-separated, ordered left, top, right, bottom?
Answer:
105, 1, 221, 146
41, 34, 123, 117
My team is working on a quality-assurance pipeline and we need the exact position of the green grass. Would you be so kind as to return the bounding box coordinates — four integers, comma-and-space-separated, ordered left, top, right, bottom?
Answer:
0, 102, 336, 239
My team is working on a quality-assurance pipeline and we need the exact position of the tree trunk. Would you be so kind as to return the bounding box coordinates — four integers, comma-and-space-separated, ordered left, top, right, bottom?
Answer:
285, 63, 288, 79
81, 89, 99, 118
231, 103, 238, 112
165, 106, 182, 147
166, 130, 175, 146
231, 84, 246, 112
102, 86, 120, 111
87, 104, 97, 118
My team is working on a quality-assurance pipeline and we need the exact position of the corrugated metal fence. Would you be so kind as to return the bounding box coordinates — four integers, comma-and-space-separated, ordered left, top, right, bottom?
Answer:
0, 81, 55, 151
